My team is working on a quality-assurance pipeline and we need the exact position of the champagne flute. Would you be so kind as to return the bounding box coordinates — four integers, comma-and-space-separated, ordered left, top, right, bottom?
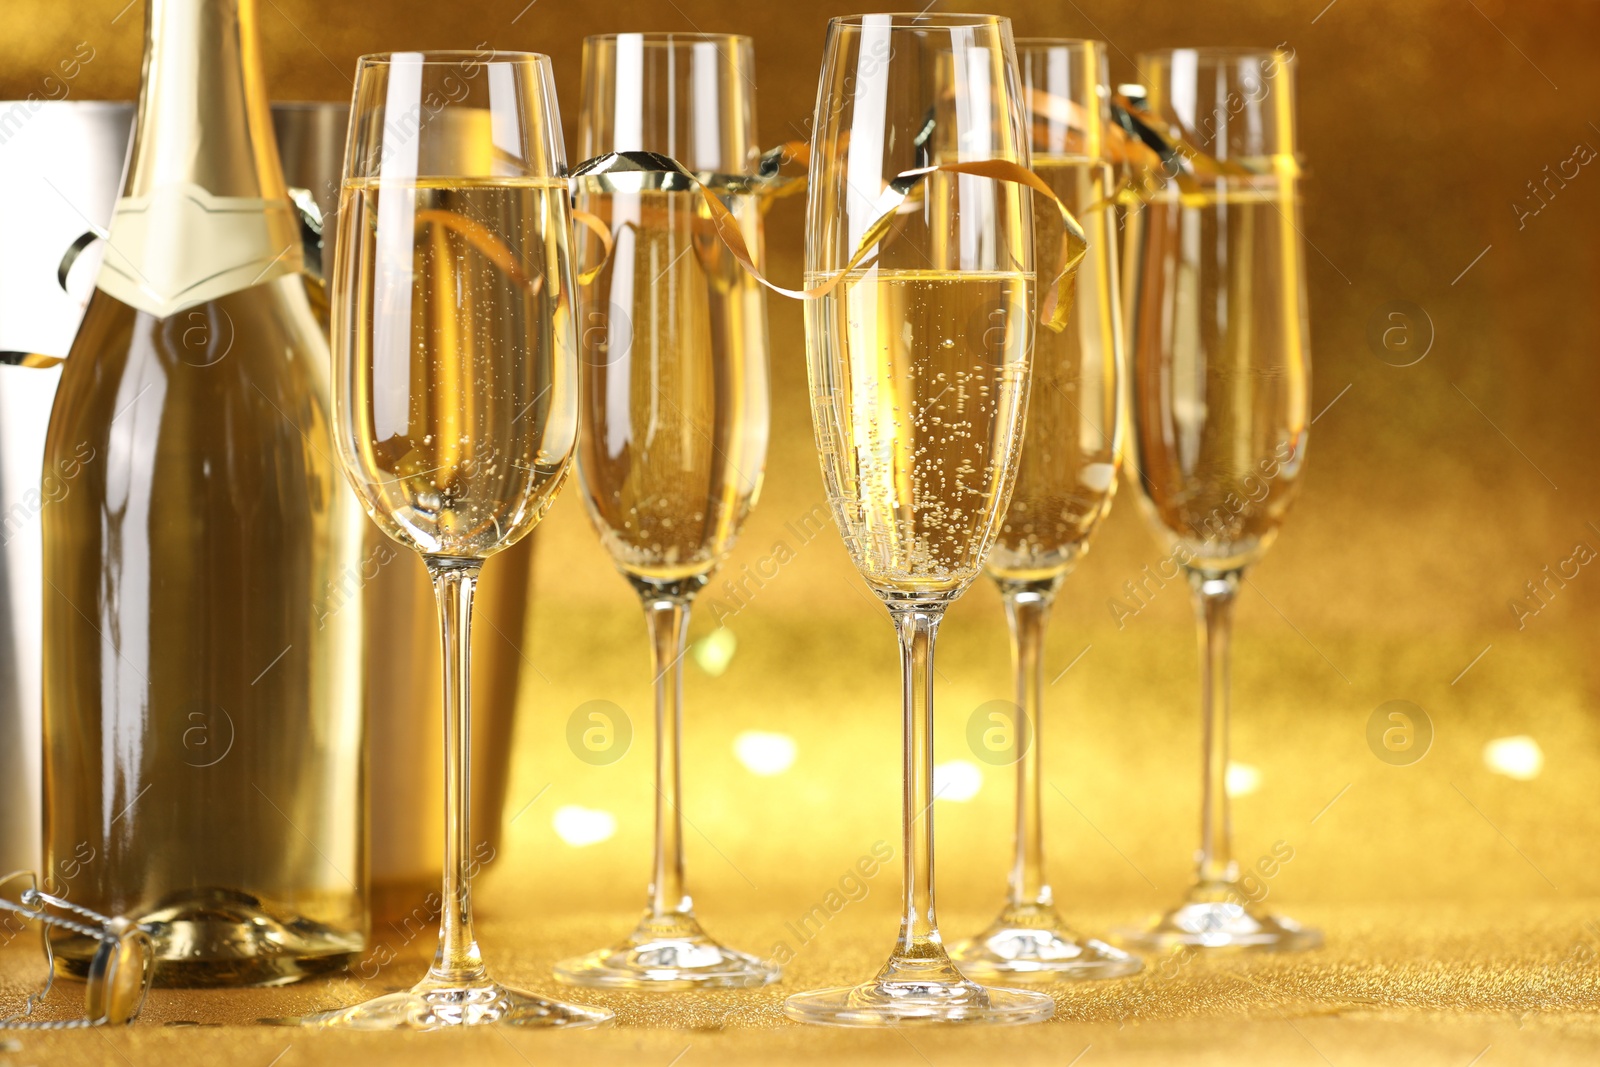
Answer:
312, 51, 610, 1028
784, 12, 1054, 1026
554, 32, 777, 990
951, 38, 1140, 981
1120, 47, 1318, 951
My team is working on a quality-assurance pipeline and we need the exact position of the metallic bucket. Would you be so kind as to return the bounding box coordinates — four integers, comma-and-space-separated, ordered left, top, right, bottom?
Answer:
0, 100, 132, 879
0, 101, 528, 919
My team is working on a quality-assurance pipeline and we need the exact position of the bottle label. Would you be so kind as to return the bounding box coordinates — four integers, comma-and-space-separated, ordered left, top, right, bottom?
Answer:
95, 182, 305, 319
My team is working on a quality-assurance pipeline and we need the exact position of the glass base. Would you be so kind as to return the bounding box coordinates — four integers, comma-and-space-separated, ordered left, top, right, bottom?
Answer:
952, 903, 1143, 980
554, 912, 779, 990
52, 888, 361, 988
1116, 882, 1322, 952
300, 975, 613, 1030
784, 976, 1055, 1026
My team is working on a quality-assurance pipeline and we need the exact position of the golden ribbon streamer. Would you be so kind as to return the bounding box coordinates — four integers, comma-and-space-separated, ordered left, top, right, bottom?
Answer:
569, 149, 1088, 334
414, 208, 544, 295
570, 209, 614, 286
751, 140, 811, 212
414, 203, 617, 293
1106, 93, 1303, 206
0, 351, 64, 368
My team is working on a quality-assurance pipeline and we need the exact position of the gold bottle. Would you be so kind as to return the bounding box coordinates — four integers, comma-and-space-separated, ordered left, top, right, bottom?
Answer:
41, 0, 365, 986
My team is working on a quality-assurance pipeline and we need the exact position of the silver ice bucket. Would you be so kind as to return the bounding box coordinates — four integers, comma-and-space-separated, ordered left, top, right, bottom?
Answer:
2, 101, 527, 920
0, 100, 133, 876
0, 100, 348, 877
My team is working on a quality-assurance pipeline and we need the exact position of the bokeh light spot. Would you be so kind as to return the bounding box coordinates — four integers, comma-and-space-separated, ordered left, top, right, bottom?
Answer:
734, 730, 797, 776
693, 628, 738, 676
934, 761, 983, 802
553, 805, 617, 846
1226, 762, 1263, 798
1484, 735, 1543, 780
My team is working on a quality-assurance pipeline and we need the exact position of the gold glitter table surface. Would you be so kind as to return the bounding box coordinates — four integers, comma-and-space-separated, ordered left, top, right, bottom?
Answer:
3, 1, 1599, 1062
5, 902, 1600, 1065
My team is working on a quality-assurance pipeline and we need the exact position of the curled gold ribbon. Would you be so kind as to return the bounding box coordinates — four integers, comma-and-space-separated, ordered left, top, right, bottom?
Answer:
570, 209, 614, 286
1107, 93, 1302, 205
0, 352, 64, 368
415, 208, 543, 294
568, 149, 1088, 334
413, 202, 616, 291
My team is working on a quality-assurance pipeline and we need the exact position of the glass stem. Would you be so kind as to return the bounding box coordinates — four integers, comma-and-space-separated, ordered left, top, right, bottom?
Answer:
424, 556, 486, 984
885, 602, 957, 972
1000, 578, 1060, 912
1190, 568, 1242, 888
640, 588, 693, 921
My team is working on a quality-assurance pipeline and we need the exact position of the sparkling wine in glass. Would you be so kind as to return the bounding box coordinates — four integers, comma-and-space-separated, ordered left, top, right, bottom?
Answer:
784, 12, 1054, 1026
554, 32, 777, 991
950, 38, 1141, 982
308, 50, 611, 1028
1120, 47, 1318, 952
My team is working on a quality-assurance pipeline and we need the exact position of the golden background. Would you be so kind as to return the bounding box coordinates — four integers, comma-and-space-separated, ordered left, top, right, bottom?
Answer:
5, 0, 1600, 1061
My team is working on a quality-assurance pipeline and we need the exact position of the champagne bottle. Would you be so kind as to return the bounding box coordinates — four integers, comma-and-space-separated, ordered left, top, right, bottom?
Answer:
40, 0, 366, 986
